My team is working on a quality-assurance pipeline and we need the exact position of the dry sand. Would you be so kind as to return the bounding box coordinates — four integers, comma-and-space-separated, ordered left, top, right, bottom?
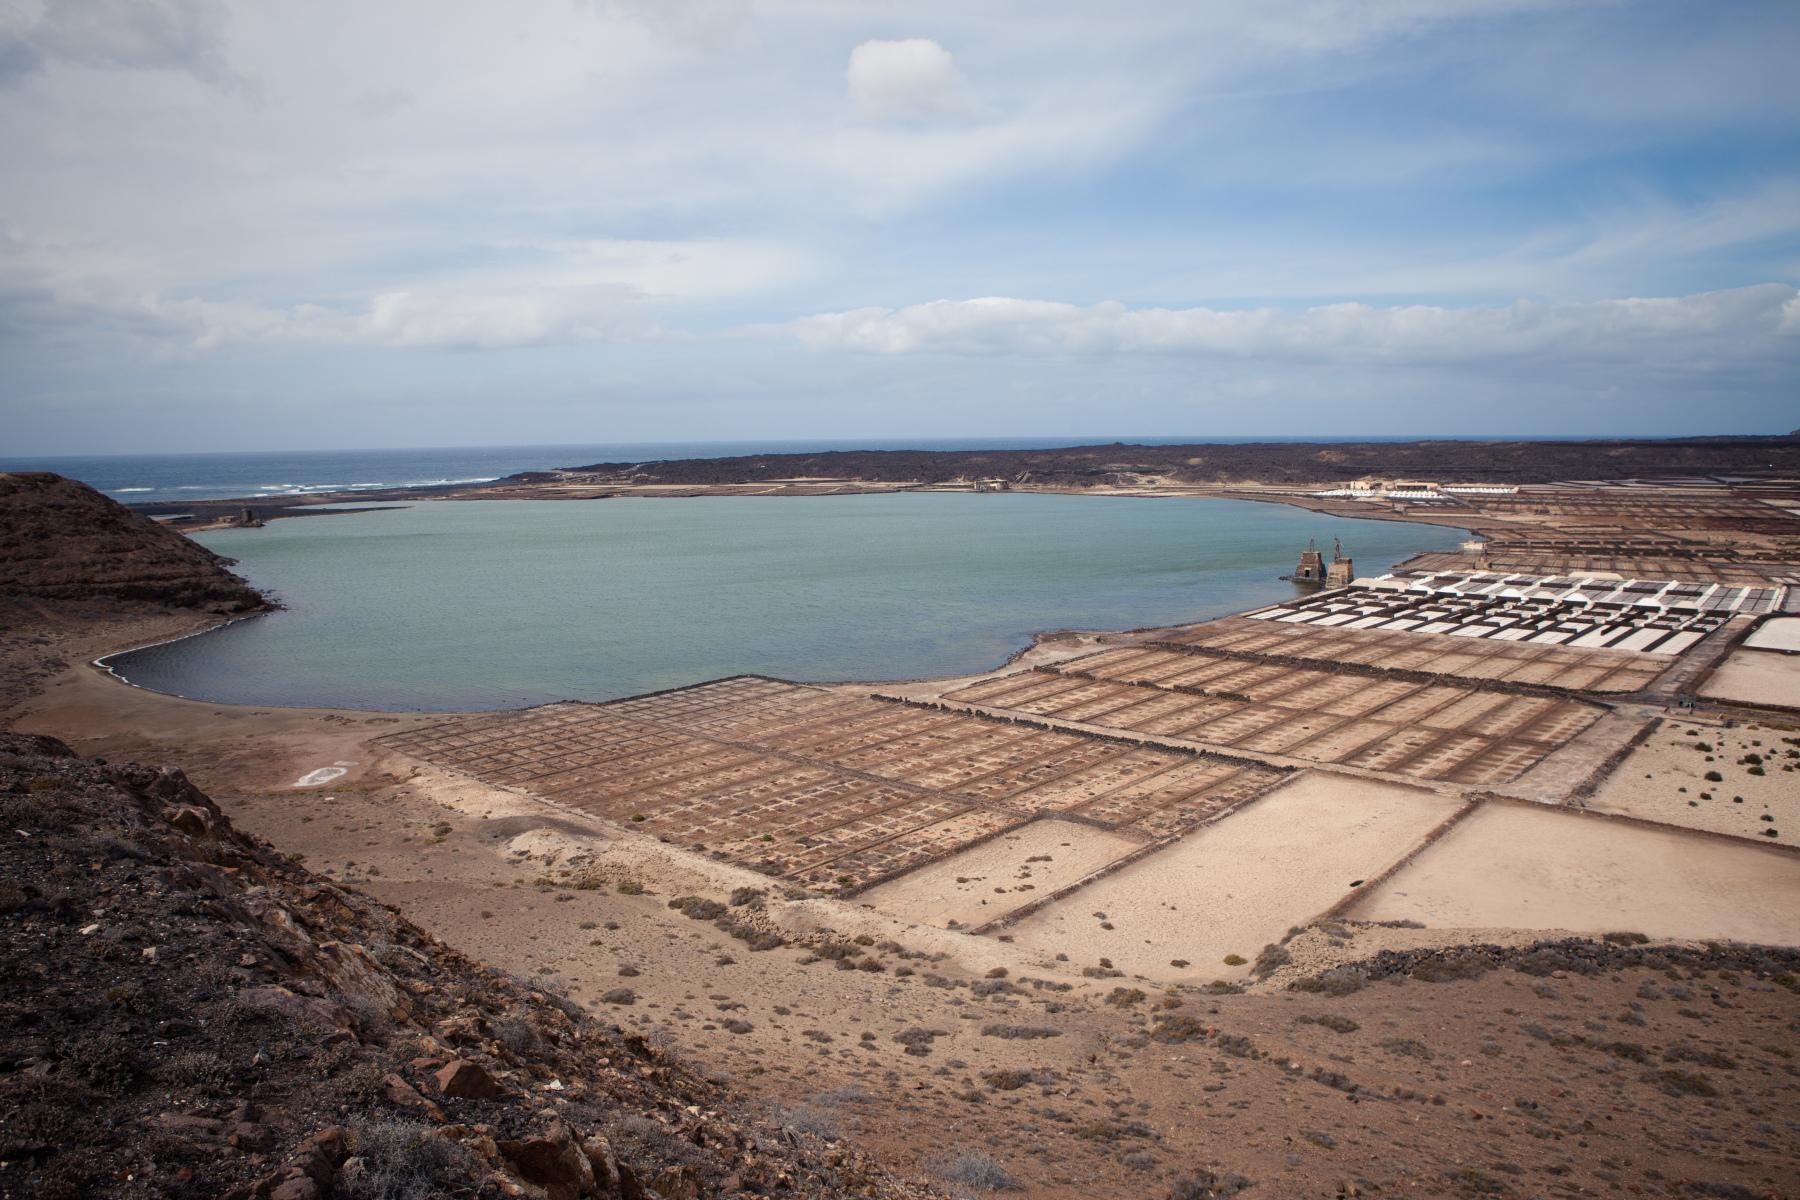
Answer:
1586, 716, 1796, 841
1349, 801, 1800, 945
1701, 647, 1800, 708
857, 817, 1142, 928
1003, 771, 1464, 984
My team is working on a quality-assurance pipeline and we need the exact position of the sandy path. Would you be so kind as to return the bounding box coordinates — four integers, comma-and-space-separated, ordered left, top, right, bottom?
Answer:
858, 818, 1142, 928
1700, 649, 1800, 708
1349, 802, 1800, 945
1003, 771, 1464, 984
1586, 717, 1795, 842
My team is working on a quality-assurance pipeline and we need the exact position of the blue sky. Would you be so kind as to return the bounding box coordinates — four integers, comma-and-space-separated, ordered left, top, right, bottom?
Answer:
2, 0, 1796, 454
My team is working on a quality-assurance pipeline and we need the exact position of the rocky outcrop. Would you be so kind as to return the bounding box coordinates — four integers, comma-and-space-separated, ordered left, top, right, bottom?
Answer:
0, 732, 930, 1199
0, 472, 265, 611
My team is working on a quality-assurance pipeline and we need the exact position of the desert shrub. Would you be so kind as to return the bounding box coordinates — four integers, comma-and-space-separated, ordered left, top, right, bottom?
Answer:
1644, 1068, 1717, 1097
1296, 1013, 1359, 1033
1665, 1043, 1737, 1070
333, 1061, 390, 1105
345, 1119, 474, 1200
893, 1027, 947, 1056
1602, 931, 1650, 946
1381, 1037, 1433, 1060
1411, 953, 1492, 983
616, 880, 644, 895
1073, 1117, 1154, 1142
931, 1149, 1018, 1191
1148, 1014, 1209, 1044
1105, 987, 1147, 1007
1292, 965, 1370, 996
981, 1068, 1039, 1091
1704, 771, 1723, 782
495, 1018, 540, 1055
600, 987, 637, 1005
1512, 946, 1601, 977
1250, 943, 1291, 977
1448, 1167, 1509, 1195
153, 1050, 236, 1095
1170, 1169, 1255, 1199
668, 895, 726, 920
64, 1034, 140, 1095
1221, 954, 1246, 967
981, 1024, 1062, 1040
774, 1103, 841, 1140
728, 886, 765, 908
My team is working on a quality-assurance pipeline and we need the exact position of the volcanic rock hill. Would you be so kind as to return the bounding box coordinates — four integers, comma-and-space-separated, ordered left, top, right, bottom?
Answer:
0, 732, 931, 1200
0, 472, 264, 612
542, 435, 1800, 489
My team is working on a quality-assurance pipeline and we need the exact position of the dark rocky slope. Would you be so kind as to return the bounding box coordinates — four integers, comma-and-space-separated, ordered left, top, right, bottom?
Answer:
0, 473, 264, 611
0, 732, 930, 1200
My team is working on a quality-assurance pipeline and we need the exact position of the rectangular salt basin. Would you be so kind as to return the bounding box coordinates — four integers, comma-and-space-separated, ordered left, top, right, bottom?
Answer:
1004, 773, 1463, 984
1746, 617, 1800, 652
1652, 631, 1703, 656
1612, 628, 1669, 653
1346, 803, 1800, 947
859, 819, 1142, 930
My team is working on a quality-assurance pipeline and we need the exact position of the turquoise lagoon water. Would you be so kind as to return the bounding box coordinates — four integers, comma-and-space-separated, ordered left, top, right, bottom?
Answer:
107, 494, 1462, 711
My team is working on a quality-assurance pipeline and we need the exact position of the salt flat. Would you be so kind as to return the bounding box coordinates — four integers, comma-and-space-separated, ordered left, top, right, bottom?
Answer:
1003, 772, 1463, 983
1744, 617, 1800, 652
1700, 648, 1800, 708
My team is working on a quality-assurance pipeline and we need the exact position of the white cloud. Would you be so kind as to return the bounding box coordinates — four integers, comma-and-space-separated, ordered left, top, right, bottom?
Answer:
847, 38, 968, 122
0, 222, 814, 353
357, 286, 656, 351
775, 285, 1800, 365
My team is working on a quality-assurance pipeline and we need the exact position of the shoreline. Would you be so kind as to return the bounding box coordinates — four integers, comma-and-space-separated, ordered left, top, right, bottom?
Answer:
107, 490, 1474, 714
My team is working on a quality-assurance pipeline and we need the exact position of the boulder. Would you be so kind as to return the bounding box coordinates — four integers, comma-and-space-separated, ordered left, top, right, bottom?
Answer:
436, 1057, 506, 1099
499, 1120, 595, 1200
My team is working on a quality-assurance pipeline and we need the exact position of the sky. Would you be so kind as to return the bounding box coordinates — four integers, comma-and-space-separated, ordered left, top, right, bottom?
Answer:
2, 0, 1797, 455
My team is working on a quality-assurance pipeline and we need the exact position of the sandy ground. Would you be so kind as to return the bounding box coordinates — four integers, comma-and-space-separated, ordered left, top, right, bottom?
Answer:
1744, 616, 1800, 652
1700, 647, 1800, 707
857, 818, 1144, 929
1586, 716, 1797, 841
1003, 772, 1465, 985
9, 573, 1800, 1194
1349, 801, 1800, 945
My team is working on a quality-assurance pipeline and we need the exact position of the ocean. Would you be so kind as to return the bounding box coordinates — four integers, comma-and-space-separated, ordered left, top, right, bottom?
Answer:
104, 493, 1463, 711
4, 436, 1449, 507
